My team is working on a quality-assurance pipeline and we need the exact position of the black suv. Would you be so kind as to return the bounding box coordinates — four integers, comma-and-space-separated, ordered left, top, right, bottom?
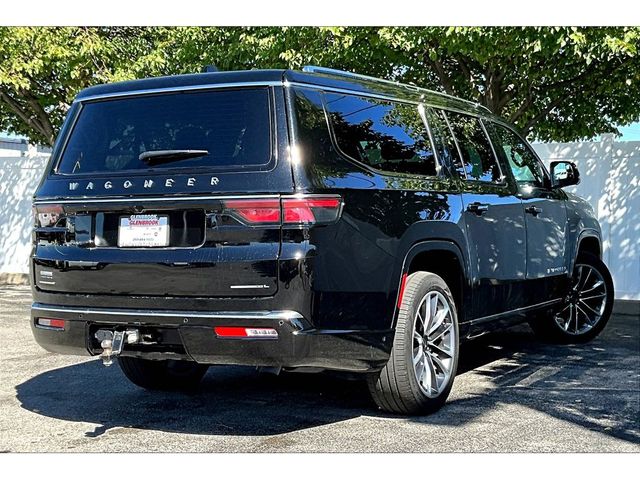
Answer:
30, 66, 614, 414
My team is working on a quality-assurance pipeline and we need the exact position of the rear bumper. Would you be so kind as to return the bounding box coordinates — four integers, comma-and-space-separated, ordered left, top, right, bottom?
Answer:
30, 303, 393, 372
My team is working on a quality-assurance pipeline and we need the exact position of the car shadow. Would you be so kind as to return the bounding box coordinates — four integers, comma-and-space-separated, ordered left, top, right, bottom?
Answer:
17, 359, 375, 437
15, 318, 639, 443
413, 319, 640, 445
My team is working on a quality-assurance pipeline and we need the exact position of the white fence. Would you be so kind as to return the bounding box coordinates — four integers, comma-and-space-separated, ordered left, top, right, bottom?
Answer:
0, 140, 49, 282
0, 136, 638, 300
533, 135, 639, 301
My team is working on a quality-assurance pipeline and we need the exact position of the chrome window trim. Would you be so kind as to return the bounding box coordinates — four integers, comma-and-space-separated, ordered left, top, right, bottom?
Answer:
73, 81, 284, 103
417, 103, 443, 176
285, 81, 493, 121
287, 81, 421, 106
301, 65, 492, 114
32, 303, 303, 320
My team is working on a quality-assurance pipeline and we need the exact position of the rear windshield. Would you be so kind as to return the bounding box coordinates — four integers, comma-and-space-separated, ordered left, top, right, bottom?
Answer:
57, 88, 272, 174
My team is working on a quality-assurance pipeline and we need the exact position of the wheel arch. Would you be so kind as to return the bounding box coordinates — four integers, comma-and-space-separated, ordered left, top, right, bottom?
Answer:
572, 230, 603, 272
391, 240, 470, 328
577, 233, 602, 258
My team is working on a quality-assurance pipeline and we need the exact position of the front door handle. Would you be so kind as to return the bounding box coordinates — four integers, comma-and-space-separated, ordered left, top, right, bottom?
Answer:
467, 202, 489, 215
525, 205, 543, 216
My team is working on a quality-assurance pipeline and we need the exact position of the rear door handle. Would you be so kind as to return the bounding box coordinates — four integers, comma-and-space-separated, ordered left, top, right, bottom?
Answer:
525, 205, 543, 216
467, 202, 489, 215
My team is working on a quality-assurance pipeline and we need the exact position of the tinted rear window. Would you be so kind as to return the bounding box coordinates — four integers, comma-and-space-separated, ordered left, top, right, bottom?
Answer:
57, 88, 272, 174
325, 93, 437, 176
445, 111, 502, 183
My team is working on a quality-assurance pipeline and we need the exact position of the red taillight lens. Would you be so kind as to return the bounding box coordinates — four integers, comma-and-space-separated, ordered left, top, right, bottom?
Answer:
282, 196, 342, 225
222, 199, 281, 224
33, 204, 64, 227
222, 196, 342, 226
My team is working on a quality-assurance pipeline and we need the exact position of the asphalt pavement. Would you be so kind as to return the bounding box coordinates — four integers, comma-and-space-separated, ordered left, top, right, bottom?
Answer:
1, 285, 638, 452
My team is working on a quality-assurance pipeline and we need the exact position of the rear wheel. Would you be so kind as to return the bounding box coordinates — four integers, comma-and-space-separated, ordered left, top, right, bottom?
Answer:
118, 357, 209, 391
367, 271, 459, 415
529, 253, 614, 343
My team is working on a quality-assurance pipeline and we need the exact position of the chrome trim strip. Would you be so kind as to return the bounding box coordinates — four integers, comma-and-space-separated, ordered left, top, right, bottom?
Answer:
74, 81, 283, 103
286, 81, 421, 106
33, 194, 281, 205
301, 65, 491, 113
285, 80, 492, 118
31, 303, 303, 320
466, 299, 563, 325
34, 193, 344, 205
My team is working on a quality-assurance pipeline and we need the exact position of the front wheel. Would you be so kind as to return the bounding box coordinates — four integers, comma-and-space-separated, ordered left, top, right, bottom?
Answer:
530, 253, 614, 343
367, 271, 459, 415
118, 357, 209, 391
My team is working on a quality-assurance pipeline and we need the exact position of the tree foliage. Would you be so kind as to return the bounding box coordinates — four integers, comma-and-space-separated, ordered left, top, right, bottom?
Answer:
1, 26, 638, 146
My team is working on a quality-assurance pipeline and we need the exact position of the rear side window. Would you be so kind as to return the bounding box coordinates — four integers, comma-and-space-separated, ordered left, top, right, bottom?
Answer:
445, 111, 502, 183
425, 108, 464, 178
57, 88, 272, 174
324, 93, 437, 176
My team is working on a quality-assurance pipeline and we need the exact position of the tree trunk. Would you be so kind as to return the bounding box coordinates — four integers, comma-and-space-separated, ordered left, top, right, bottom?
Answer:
0, 88, 56, 147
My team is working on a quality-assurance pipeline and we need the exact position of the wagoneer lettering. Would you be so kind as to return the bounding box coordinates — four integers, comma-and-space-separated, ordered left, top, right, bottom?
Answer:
30, 67, 613, 415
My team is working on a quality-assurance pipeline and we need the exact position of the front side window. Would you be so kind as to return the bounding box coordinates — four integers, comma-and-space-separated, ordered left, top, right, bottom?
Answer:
489, 123, 547, 187
57, 88, 272, 174
445, 111, 502, 183
324, 93, 437, 177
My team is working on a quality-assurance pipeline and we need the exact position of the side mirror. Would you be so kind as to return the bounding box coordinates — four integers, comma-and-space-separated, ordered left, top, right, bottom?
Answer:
550, 161, 580, 189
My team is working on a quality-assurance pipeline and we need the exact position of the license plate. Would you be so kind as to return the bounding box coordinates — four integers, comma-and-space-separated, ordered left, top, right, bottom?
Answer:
118, 214, 170, 248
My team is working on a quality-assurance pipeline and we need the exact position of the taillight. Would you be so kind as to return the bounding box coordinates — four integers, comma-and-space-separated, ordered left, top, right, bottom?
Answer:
33, 204, 64, 227
221, 195, 342, 226
222, 199, 281, 225
282, 196, 342, 225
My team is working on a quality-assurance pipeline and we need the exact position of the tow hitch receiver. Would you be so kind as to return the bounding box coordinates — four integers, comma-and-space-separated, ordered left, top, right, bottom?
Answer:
94, 329, 140, 366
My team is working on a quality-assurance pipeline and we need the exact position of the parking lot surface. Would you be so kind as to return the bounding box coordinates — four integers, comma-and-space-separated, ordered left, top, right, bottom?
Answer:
0, 286, 638, 453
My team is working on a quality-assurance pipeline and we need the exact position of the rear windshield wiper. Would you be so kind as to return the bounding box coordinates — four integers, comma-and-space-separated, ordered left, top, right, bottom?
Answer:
139, 149, 209, 165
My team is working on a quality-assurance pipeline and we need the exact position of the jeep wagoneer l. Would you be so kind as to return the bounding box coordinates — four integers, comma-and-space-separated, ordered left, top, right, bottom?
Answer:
30, 67, 613, 414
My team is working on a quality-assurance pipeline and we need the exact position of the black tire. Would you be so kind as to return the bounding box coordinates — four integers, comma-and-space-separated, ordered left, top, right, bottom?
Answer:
367, 271, 459, 415
529, 253, 614, 343
118, 357, 209, 391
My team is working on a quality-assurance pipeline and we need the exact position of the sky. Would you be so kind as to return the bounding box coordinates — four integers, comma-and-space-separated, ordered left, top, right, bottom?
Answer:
617, 122, 640, 141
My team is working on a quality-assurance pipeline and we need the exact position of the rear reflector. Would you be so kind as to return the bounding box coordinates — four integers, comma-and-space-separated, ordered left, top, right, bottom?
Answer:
214, 326, 278, 338
397, 273, 408, 308
36, 318, 66, 330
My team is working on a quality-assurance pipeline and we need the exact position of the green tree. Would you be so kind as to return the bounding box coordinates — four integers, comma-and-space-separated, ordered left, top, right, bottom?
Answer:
379, 27, 640, 141
1, 26, 639, 146
0, 27, 159, 146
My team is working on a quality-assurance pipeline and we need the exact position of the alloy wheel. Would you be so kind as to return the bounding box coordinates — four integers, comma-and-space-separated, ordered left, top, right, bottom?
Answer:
555, 263, 608, 335
412, 291, 457, 398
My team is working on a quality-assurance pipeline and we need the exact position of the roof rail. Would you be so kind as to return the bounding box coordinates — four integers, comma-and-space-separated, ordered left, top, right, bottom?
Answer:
301, 65, 491, 114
